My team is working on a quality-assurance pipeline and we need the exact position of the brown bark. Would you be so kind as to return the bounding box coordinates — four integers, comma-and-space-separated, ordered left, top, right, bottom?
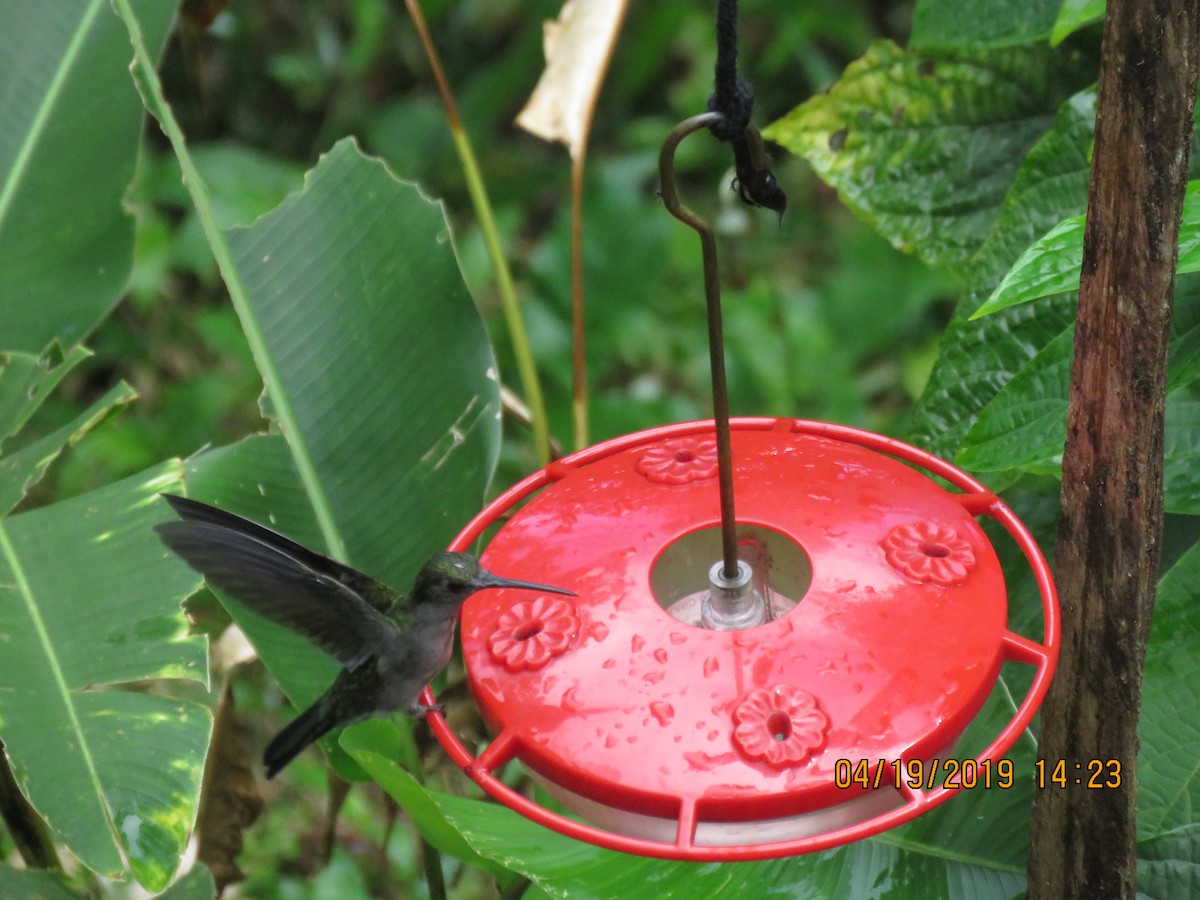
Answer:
1027, 2, 1200, 898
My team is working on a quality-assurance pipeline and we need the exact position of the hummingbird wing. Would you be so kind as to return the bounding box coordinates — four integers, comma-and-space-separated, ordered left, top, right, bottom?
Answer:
156, 495, 397, 668
159, 495, 394, 613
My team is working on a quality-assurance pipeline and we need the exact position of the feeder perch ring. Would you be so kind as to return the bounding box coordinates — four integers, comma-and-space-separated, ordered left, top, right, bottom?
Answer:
427, 418, 1058, 862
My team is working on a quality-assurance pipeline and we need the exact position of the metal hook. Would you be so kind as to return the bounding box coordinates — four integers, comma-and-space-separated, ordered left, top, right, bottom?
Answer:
658, 111, 742, 579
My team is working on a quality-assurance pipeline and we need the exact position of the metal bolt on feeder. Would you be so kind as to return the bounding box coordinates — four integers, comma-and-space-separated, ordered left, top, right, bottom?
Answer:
428, 11, 1058, 861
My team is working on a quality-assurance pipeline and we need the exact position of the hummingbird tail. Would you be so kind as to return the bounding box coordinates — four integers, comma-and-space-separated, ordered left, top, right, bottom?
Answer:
263, 696, 340, 779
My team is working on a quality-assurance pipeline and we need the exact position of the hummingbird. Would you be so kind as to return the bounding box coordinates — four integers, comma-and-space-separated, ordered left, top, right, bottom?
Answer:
154, 494, 574, 778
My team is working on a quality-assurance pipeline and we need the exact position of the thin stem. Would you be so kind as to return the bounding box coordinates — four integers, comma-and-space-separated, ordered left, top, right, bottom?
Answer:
658, 112, 739, 578
570, 149, 588, 451
113, 0, 347, 562
321, 773, 351, 864
403, 0, 552, 467
421, 837, 448, 900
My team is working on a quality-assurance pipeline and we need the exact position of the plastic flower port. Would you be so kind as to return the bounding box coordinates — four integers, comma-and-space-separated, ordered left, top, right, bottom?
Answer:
488, 596, 580, 672
732, 685, 829, 767
635, 437, 719, 485
882, 521, 976, 586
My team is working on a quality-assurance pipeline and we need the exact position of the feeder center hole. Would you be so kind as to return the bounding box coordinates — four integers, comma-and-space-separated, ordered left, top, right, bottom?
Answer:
650, 524, 811, 629
919, 541, 951, 559
513, 619, 544, 642
767, 711, 792, 742
674, 449, 695, 463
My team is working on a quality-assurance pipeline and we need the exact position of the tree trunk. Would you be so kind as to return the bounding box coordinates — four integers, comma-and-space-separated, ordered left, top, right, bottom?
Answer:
1027, 2, 1200, 897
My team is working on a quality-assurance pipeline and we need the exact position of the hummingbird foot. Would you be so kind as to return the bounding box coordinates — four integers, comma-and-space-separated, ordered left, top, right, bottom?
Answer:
411, 701, 447, 717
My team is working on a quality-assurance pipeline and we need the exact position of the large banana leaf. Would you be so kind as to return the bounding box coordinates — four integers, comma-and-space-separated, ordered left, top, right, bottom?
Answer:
221, 138, 502, 585
156, 139, 502, 782
118, 0, 501, 807
0, 0, 177, 352
174, 139, 502, 717
0, 462, 211, 891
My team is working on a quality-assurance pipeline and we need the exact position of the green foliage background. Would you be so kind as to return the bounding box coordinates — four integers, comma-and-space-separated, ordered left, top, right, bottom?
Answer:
2, 0, 1198, 897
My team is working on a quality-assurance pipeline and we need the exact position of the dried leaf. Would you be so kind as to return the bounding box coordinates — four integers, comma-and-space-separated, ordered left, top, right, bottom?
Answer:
516, 0, 628, 159
209, 625, 258, 678
195, 681, 263, 895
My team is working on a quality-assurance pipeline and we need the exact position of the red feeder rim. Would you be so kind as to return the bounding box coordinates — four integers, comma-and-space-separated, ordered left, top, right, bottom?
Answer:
428, 418, 1058, 861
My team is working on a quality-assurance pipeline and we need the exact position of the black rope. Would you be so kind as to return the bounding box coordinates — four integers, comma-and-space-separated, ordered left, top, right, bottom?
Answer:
705, 0, 786, 216
707, 0, 754, 140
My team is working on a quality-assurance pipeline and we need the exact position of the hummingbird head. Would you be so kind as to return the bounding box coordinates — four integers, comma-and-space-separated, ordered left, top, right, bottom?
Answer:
414, 552, 575, 607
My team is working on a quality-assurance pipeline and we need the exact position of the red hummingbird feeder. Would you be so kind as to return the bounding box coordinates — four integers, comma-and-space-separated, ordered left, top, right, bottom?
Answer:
433, 418, 1057, 861
428, 113, 1058, 861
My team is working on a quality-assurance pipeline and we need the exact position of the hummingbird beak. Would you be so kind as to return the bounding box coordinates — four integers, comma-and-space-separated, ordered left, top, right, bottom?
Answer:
474, 570, 576, 597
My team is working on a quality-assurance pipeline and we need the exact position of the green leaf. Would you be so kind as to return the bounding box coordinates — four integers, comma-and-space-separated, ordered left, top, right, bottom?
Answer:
1163, 398, 1200, 515
970, 215, 1085, 318
1138, 826, 1200, 898
0, 865, 78, 900
764, 41, 1094, 274
0, 344, 91, 445
966, 89, 1097, 285
907, 87, 1096, 458
141, 141, 307, 230
0, 463, 210, 890
117, 0, 502, 789
956, 325, 1073, 473
0, 381, 136, 514
0, 0, 177, 352
158, 864, 218, 900
421, 787, 1025, 900
184, 435, 323, 553
975, 181, 1200, 319
1052, 0, 1105, 45
354, 587, 1050, 896
169, 147, 502, 779
1138, 541, 1200, 893
954, 322, 1200, 514
1169, 274, 1200, 392
339, 724, 507, 876
118, 0, 501, 575
222, 138, 502, 584
911, 0, 1062, 50
330, 729, 1035, 900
